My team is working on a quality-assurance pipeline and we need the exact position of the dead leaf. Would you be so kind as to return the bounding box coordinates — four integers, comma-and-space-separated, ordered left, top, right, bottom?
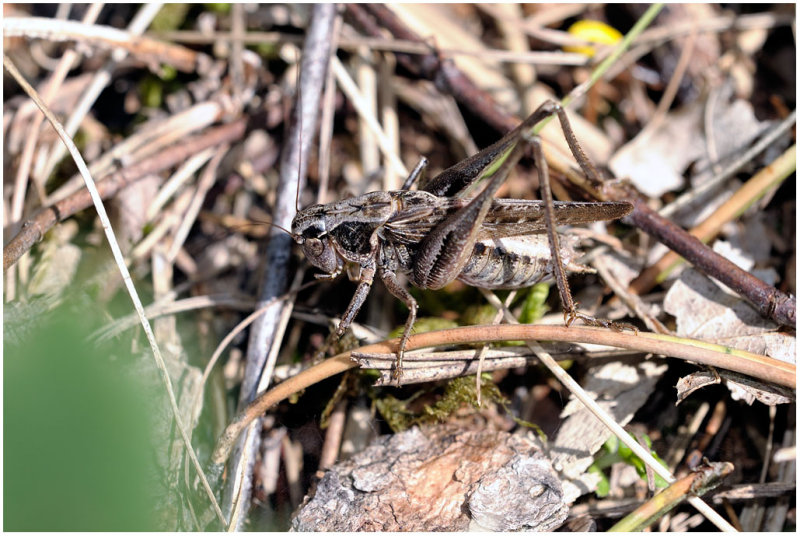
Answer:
610, 102, 705, 198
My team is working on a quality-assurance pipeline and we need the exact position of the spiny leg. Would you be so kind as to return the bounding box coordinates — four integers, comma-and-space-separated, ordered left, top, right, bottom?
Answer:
527, 132, 581, 324
336, 264, 376, 337
532, 101, 607, 190
400, 156, 429, 191
421, 100, 578, 198
314, 265, 376, 362
526, 103, 636, 332
379, 268, 418, 385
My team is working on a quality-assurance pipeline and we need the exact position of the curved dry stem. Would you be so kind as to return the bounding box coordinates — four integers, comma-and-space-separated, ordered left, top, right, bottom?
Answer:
211, 324, 794, 465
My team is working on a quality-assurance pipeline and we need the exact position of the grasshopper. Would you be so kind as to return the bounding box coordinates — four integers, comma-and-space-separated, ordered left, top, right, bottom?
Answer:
291, 100, 633, 381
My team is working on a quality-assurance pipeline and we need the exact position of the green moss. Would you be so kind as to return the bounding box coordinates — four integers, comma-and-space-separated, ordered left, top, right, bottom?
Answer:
373, 374, 508, 433
422, 374, 504, 420
374, 392, 423, 432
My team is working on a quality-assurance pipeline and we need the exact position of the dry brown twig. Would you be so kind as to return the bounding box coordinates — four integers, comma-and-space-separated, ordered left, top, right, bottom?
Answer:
3, 119, 246, 270
220, 5, 338, 530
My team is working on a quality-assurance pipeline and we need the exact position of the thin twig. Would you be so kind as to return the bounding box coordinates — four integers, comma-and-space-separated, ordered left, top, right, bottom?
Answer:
591, 252, 671, 335
46, 100, 227, 206
660, 110, 796, 218
319, 400, 348, 471
10, 4, 103, 223
378, 53, 401, 190
589, 11, 794, 85
222, 4, 338, 530
473, 289, 517, 406
3, 119, 246, 269
166, 146, 227, 262
6, 4, 104, 303
608, 461, 734, 532
332, 56, 408, 177
629, 145, 796, 321
625, 11, 793, 49
647, 22, 698, 133
3, 16, 204, 73
196, 282, 317, 409
153, 29, 591, 66
355, 44, 380, 182
146, 148, 216, 221
316, 11, 343, 203
37, 3, 165, 189
93, 293, 258, 341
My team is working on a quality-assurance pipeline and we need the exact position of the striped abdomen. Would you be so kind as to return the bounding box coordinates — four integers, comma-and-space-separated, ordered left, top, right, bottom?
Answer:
457, 234, 590, 289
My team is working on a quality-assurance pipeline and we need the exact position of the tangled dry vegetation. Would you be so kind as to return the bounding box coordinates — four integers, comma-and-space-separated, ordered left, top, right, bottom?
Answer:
3, 3, 795, 532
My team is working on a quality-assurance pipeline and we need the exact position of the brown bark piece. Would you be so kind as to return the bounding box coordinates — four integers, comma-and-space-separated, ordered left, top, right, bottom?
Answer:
291, 425, 567, 531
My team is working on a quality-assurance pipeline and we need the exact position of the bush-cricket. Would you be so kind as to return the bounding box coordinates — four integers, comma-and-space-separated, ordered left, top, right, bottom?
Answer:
291, 100, 633, 382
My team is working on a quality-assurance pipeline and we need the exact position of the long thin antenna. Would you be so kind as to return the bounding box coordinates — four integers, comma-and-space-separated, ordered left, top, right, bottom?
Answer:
257, 219, 294, 237
295, 49, 303, 214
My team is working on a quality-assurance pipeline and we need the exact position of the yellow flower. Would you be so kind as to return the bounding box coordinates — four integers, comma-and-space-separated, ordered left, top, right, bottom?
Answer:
565, 20, 623, 57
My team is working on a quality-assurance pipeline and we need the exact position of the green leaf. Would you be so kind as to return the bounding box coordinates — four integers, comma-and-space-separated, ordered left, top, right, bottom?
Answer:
518, 283, 550, 324
589, 464, 611, 498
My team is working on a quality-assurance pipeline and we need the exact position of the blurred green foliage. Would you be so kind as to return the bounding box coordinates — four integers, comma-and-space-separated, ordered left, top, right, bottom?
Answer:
4, 308, 161, 530
150, 3, 191, 32
517, 283, 550, 325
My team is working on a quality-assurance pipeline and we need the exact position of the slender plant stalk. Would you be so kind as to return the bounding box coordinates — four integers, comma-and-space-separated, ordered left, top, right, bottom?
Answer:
609, 461, 734, 532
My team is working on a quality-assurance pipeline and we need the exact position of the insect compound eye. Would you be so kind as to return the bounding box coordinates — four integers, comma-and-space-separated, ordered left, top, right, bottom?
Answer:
301, 236, 339, 274
305, 237, 325, 257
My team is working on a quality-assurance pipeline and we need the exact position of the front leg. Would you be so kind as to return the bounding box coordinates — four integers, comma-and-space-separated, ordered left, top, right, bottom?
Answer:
379, 268, 418, 385
314, 261, 376, 364
335, 263, 376, 338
